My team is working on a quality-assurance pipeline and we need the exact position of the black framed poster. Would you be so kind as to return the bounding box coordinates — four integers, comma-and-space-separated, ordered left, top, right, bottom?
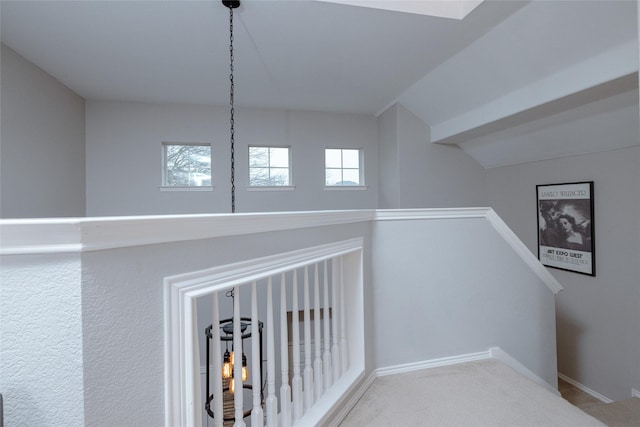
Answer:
537, 181, 595, 276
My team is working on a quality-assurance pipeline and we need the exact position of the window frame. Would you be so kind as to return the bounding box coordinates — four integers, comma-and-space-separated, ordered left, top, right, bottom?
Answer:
247, 145, 294, 189
324, 147, 366, 189
160, 142, 213, 191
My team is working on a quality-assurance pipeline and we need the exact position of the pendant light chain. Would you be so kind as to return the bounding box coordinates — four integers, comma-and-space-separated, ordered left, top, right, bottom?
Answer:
228, 4, 236, 213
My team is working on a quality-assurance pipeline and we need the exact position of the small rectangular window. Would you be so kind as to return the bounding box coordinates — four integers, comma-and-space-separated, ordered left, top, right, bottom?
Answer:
163, 142, 211, 187
249, 146, 291, 186
325, 148, 362, 186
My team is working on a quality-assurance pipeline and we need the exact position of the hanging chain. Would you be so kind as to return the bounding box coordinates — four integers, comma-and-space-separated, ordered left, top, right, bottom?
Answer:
228, 5, 236, 213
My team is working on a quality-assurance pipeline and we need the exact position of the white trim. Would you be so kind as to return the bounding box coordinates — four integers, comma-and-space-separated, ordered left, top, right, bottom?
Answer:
489, 347, 558, 395
485, 210, 563, 294
375, 207, 491, 221
298, 368, 365, 427
375, 208, 563, 294
159, 186, 214, 192
323, 371, 376, 427
0, 219, 85, 255
632, 389, 640, 398
376, 350, 492, 377
0, 210, 373, 255
376, 348, 559, 392
164, 237, 363, 299
0, 208, 563, 295
325, 348, 562, 426
324, 186, 368, 191
246, 185, 296, 191
558, 373, 613, 403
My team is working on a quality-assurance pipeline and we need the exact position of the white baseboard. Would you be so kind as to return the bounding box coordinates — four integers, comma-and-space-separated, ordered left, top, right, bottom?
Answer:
325, 371, 377, 427
489, 347, 559, 395
632, 388, 640, 399
375, 350, 492, 377
558, 373, 613, 403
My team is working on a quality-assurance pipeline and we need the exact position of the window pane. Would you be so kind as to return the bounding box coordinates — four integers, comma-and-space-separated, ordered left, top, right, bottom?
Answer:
164, 144, 211, 187
342, 169, 360, 185
270, 168, 290, 186
249, 146, 269, 167
326, 169, 341, 186
324, 148, 362, 186
270, 147, 289, 167
342, 149, 359, 168
249, 167, 270, 186
249, 145, 291, 186
325, 149, 342, 168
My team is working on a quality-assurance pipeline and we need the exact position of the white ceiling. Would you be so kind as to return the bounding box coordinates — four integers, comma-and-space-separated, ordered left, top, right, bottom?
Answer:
1, 0, 638, 168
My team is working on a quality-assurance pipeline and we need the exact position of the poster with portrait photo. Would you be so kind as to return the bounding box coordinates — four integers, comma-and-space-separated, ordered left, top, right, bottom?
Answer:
537, 181, 595, 276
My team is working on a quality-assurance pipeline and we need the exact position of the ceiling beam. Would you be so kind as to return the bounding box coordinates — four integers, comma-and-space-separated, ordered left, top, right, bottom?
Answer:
430, 40, 638, 144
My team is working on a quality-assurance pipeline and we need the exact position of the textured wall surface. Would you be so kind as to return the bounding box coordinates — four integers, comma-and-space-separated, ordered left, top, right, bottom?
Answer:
0, 253, 85, 426
80, 222, 373, 426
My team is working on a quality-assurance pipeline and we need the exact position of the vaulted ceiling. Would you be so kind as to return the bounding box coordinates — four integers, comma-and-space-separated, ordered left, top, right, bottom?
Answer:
1, 0, 638, 168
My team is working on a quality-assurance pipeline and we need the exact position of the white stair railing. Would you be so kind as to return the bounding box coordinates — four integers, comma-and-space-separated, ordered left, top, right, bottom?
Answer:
251, 282, 264, 427
166, 238, 364, 427
265, 278, 277, 427
313, 263, 324, 400
303, 266, 314, 411
279, 273, 292, 427
322, 260, 332, 391
208, 261, 345, 426
291, 269, 303, 423
331, 257, 341, 382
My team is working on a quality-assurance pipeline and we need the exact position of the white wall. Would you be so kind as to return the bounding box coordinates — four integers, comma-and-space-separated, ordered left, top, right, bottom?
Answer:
371, 216, 559, 387
1, 253, 85, 426
2, 210, 560, 425
377, 103, 487, 208
80, 221, 373, 426
85, 101, 378, 216
0, 44, 86, 218
487, 144, 640, 399
377, 105, 400, 209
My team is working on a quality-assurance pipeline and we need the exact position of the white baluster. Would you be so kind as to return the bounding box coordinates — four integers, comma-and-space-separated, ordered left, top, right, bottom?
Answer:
339, 257, 348, 374
211, 293, 224, 427
280, 273, 292, 427
331, 258, 341, 383
251, 282, 264, 427
233, 287, 246, 427
322, 260, 333, 390
303, 265, 314, 410
291, 270, 303, 422
266, 278, 278, 427
313, 263, 323, 400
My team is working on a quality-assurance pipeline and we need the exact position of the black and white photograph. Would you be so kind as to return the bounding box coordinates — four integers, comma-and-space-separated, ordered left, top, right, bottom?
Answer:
537, 181, 595, 276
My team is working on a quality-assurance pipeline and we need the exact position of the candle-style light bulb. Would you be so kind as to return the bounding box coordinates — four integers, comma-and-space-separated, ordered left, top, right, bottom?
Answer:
222, 350, 232, 379
241, 353, 249, 382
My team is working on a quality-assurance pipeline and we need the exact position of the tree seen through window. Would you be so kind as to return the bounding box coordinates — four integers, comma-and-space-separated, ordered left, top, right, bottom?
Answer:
164, 143, 211, 187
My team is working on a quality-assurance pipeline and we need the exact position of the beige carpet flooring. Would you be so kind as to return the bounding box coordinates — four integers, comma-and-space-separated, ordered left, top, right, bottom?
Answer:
583, 399, 640, 427
340, 359, 606, 427
559, 377, 640, 427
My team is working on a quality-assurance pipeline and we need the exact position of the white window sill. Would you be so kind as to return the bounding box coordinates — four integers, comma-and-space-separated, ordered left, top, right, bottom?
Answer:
159, 186, 214, 192
324, 185, 368, 191
247, 186, 296, 192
